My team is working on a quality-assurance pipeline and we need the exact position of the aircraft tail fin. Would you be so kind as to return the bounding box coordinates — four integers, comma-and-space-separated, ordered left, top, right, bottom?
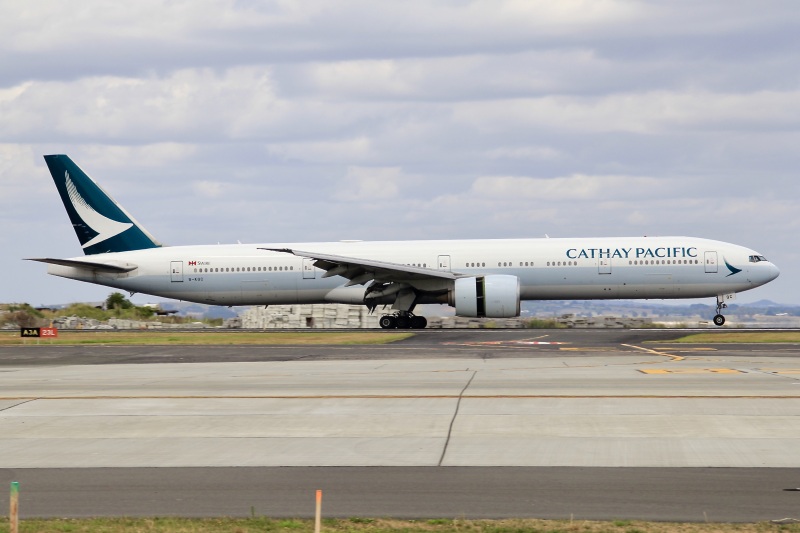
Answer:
43, 155, 162, 255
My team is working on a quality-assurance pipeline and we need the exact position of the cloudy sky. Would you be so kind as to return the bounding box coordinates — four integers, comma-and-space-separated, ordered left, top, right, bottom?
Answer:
1, 0, 798, 307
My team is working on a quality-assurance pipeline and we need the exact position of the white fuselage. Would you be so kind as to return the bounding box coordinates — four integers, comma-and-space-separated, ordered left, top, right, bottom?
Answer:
46, 236, 779, 309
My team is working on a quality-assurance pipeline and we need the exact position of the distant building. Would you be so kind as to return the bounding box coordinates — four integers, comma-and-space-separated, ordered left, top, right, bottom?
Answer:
240, 304, 380, 329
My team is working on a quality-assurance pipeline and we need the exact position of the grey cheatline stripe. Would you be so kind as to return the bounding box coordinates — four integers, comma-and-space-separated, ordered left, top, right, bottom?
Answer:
438, 369, 478, 467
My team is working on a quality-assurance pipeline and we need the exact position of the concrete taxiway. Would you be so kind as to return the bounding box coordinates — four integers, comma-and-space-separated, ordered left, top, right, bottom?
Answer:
1, 329, 799, 520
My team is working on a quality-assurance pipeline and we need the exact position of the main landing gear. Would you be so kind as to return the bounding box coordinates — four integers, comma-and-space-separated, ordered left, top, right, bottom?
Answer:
713, 295, 727, 327
379, 312, 428, 329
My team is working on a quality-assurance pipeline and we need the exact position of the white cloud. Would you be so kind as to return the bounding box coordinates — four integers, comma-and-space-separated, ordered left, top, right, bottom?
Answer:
335, 166, 405, 201
266, 137, 371, 163
192, 180, 225, 198
452, 90, 800, 135
469, 174, 662, 201
2, 0, 800, 306
79, 143, 197, 167
0, 144, 48, 197
0, 68, 284, 142
485, 146, 561, 160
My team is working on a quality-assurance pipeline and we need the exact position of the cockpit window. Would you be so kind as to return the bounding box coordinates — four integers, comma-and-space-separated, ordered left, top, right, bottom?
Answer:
749, 255, 768, 263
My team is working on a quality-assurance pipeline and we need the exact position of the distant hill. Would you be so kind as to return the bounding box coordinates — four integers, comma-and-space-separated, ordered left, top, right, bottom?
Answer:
521, 299, 800, 318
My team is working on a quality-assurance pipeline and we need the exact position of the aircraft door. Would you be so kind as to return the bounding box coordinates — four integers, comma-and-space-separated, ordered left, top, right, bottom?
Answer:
705, 251, 718, 273
170, 261, 183, 282
437, 255, 451, 272
598, 258, 611, 274
302, 257, 316, 279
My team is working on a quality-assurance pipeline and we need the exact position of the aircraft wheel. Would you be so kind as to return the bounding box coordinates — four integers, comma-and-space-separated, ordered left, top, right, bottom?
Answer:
395, 315, 411, 329
713, 314, 725, 327
410, 316, 427, 329
379, 315, 397, 329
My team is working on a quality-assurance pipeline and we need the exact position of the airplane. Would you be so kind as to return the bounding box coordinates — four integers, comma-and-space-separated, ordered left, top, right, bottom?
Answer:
29, 154, 780, 329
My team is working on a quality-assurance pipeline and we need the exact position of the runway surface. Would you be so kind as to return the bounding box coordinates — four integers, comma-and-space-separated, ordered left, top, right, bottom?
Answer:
1, 329, 800, 521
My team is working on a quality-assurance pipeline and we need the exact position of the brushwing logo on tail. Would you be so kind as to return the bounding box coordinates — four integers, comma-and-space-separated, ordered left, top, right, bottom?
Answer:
65, 171, 133, 249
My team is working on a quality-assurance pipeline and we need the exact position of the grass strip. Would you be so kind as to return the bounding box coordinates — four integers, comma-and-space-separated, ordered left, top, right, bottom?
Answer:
0, 517, 797, 533
663, 332, 800, 344
0, 331, 413, 346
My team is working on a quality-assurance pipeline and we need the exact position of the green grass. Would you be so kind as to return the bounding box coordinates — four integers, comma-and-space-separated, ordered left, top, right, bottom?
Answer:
1, 517, 798, 533
523, 318, 567, 329
0, 331, 413, 346
663, 332, 800, 344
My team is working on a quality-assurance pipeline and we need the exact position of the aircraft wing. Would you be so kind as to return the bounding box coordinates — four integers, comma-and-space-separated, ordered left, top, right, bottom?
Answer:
261, 247, 461, 287
26, 258, 138, 273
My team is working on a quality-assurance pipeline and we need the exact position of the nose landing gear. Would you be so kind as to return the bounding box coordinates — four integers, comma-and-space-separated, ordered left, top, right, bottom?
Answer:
379, 312, 427, 329
713, 295, 727, 326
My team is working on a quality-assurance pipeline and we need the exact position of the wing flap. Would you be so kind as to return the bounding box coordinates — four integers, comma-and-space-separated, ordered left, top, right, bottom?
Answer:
260, 247, 460, 285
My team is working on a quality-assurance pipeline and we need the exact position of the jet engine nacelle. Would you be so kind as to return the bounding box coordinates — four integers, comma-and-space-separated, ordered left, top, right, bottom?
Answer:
451, 275, 520, 318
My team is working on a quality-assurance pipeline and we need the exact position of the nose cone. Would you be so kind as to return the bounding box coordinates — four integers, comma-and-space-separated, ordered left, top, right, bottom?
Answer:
768, 262, 780, 282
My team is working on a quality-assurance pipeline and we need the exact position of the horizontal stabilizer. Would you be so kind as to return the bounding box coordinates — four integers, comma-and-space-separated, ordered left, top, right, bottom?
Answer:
26, 258, 138, 273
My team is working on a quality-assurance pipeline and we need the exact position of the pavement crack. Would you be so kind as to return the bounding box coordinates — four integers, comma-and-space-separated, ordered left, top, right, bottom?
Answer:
437, 369, 477, 467
0, 398, 38, 412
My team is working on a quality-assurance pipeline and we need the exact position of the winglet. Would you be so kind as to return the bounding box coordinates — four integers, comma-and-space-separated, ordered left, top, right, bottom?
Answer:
43, 155, 162, 255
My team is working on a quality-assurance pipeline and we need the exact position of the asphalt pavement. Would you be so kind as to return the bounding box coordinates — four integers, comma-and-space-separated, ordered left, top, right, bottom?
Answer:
1, 328, 799, 522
